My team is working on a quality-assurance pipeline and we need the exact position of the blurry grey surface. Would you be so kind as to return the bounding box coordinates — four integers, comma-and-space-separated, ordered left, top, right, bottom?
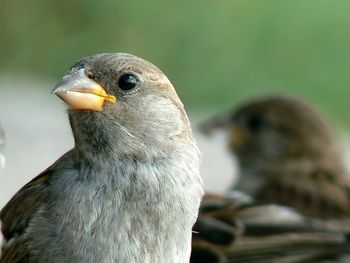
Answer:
0, 77, 235, 208
0, 123, 5, 170
0, 77, 72, 207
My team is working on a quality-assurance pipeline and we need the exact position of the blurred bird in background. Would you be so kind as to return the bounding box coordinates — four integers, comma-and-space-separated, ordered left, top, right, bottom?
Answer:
201, 95, 350, 220
192, 95, 350, 262
0, 53, 203, 262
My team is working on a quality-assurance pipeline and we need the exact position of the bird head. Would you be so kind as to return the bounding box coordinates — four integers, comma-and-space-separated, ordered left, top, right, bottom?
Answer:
53, 53, 194, 163
201, 95, 339, 167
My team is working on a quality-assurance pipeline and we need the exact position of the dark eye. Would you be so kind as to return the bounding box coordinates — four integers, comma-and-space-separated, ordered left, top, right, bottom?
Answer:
247, 114, 265, 132
118, 74, 138, 91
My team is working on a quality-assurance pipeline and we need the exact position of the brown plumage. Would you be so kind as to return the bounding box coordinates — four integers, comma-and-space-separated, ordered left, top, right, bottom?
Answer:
201, 95, 350, 220
191, 192, 350, 263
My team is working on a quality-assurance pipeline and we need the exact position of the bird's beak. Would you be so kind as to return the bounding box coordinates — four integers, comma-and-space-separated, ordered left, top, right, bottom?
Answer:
200, 114, 248, 149
52, 69, 116, 111
199, 113, 232, 136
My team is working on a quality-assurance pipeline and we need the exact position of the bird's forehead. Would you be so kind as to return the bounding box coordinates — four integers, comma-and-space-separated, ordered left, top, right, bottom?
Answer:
76, 53, 156, 74
234, 98, 327, 136
73, 53, 172, 88
235, 99, 297, 120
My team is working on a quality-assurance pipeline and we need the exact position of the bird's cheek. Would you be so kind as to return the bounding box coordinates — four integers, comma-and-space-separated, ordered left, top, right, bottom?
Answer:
229, 125, 248, 151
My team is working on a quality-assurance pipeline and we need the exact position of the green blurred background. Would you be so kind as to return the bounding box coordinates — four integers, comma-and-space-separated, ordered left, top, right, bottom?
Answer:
2, 0, 350, 203
1, 0, 350, 122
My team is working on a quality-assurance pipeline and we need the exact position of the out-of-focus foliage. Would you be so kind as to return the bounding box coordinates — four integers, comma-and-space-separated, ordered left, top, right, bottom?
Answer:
1, 0, 350, 123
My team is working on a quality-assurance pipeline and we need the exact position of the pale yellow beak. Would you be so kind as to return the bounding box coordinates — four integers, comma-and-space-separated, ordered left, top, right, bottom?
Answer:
53, 69, 116, 111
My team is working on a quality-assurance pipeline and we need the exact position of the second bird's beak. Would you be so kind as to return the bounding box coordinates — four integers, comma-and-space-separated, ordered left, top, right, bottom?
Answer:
53, 69, 116, 111
199, 113, 232, 136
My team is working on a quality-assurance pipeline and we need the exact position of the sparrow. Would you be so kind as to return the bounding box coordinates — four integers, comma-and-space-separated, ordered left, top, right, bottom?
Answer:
191, 192, 350, 263
200, 95, 350, 220
0, 53, 203, 262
